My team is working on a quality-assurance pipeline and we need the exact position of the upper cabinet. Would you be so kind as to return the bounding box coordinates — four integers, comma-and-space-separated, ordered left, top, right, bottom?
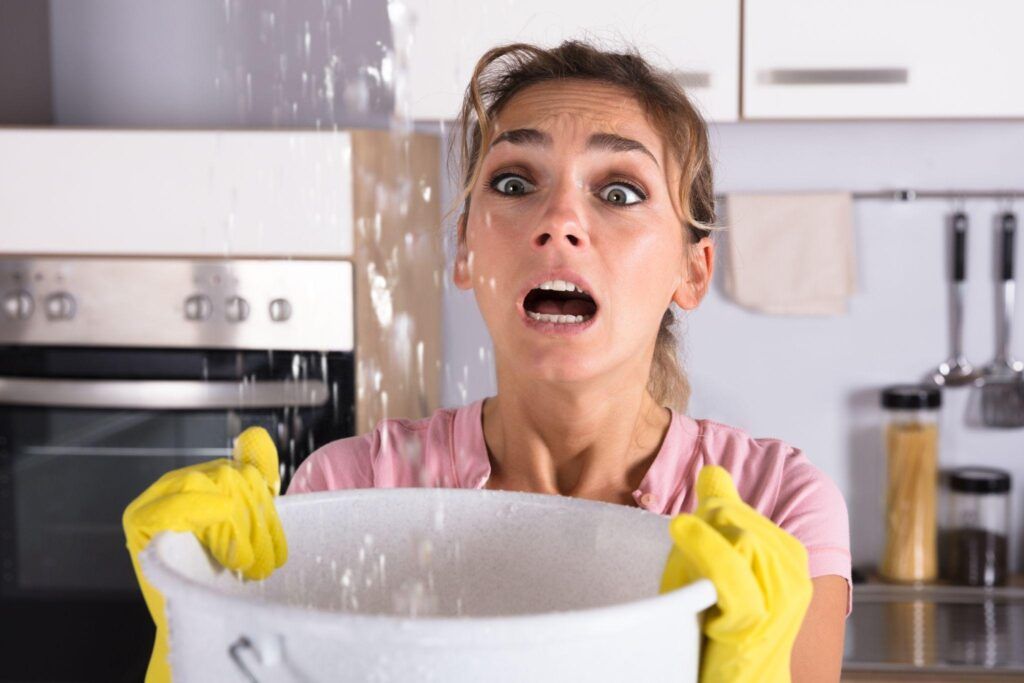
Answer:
743, 0, 1024, 119
404, 1, 741, 122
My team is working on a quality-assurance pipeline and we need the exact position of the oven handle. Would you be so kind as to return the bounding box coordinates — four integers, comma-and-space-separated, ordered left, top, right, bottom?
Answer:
0, 377, 330, 409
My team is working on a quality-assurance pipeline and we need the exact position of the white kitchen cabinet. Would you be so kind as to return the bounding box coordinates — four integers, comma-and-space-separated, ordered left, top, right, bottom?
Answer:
743, 0, 1024, 119
0, 129, 355, 257
403, 0, 740, 122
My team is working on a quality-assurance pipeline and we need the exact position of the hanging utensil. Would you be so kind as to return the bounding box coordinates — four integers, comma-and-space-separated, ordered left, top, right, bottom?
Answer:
980, 211, 1024, 428
933, 212, 981, 386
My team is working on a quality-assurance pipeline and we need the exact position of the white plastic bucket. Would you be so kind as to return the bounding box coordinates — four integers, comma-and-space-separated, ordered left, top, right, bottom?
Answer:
141, 488, 715, 682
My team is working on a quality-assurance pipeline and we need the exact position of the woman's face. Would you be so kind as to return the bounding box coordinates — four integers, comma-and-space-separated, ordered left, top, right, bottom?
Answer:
455, 80, 713, 386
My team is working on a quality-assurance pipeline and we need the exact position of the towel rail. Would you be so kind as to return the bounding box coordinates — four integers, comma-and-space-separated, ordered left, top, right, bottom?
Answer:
715, 189, 1024, 203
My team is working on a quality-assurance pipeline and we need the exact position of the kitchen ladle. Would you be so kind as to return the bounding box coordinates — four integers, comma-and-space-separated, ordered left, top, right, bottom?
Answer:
933, 212, 982, 386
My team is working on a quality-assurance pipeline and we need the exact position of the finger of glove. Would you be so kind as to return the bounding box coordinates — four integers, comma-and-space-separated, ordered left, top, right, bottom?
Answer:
238, 463, 287, 578
233, 426, 281, 496
197, 467, 259, 574
124, 460, 233, 538
697, 497, 812, 620
660, 544, 697, 594
695, 465, 743, 506
695, 465, 799, 562
207, 463, 282, 579
126, 491, 237, 553
667, 514, 767, 639
246, 464, 288, 570
200, 518, 254, 575
695, 464, 805, 564
698, 497, 809, 576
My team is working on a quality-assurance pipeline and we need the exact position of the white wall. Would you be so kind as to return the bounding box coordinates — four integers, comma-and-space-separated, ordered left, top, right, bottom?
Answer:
443, 120, 1024, 570
0, 0, 52, 124
33, 0, 1024, 572
48, 0, 393, 128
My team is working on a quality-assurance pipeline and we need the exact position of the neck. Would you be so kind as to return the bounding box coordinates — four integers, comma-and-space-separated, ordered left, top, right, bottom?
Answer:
482, 362, 671, 505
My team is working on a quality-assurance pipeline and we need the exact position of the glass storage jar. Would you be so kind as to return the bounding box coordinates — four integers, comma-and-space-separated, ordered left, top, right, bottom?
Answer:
942, 467, 1011, 587
880, 385, 941, 583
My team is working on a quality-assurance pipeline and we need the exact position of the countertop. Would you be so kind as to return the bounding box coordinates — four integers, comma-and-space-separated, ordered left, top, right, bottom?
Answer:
843, 674, 1024, 682
841, 578, 1024, 680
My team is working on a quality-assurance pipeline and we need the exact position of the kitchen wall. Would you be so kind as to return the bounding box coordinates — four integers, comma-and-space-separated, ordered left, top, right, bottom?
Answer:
443, 120, 1024, 569
0, 0, 52, 124
4, 0, 1023, 571
46, 0, 393, 129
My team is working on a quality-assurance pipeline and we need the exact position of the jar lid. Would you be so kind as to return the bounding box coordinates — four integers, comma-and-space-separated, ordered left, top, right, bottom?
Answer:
881, 384, 942, 409
949, 467, 1011, 494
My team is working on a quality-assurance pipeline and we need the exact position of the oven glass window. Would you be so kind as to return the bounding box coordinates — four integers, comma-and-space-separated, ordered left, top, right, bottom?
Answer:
0, 346, 355, 600
3, 408, 279, 596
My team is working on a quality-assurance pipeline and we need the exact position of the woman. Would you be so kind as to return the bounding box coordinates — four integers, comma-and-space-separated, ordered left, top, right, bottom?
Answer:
126, 41, 850, 682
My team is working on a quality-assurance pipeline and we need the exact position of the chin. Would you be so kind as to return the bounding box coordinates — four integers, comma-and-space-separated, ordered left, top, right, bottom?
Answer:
521, 352, 605, 385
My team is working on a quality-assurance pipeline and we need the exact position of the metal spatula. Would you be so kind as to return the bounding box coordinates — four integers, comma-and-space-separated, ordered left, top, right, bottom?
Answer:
981, 211, 1024, 428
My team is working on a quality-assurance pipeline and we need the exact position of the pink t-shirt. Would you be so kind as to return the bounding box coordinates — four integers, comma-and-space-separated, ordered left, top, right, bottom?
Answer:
289, 400, 852, 598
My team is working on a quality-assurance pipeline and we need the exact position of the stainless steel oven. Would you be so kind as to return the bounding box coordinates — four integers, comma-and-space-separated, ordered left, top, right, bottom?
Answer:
0, 257, 355, 682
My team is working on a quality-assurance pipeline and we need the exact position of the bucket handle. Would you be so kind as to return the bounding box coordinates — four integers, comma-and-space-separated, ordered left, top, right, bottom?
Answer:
228, 635, 313, 683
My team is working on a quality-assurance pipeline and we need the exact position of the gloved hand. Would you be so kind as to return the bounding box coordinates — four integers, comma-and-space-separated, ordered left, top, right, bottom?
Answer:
123, 426, 288, 683
660, 465, 812, 683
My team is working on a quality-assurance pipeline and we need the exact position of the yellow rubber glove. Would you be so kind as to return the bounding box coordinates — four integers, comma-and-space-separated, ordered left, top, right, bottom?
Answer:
660, 465, 812, 683
123, 426, 288, 683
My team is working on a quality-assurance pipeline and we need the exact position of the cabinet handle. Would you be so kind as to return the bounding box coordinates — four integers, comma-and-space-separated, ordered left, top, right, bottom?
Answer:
671, 71, 711, 89
759, 68, 908, 85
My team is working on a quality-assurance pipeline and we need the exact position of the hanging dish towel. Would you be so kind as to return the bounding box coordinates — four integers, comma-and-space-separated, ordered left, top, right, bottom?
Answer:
724, 191, 856, 315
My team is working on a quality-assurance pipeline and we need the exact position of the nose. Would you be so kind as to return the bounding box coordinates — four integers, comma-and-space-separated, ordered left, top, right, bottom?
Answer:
531, 183, 589, 250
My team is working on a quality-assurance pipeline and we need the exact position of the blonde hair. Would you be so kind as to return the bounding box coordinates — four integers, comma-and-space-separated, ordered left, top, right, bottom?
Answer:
452, 41, 716, 411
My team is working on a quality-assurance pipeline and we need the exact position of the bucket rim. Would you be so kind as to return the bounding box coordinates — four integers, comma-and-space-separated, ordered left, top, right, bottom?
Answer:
140, 487, 717, 639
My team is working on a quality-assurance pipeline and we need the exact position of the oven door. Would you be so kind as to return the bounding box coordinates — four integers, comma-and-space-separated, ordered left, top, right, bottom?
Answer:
0, 347, 354, 682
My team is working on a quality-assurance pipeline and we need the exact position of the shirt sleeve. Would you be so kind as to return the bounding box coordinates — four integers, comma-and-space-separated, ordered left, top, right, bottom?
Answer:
286, 431, 377, 494
772, 448, 853, 614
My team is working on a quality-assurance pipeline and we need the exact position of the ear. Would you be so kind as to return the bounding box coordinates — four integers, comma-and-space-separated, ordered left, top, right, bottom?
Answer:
672, 236, 714, 310
453, 213, 473, 290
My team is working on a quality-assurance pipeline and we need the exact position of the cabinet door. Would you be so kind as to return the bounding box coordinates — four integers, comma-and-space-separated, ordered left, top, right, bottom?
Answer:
743, 0, 1024, 119
0, 130, 355, 258
404, 1, 740, 122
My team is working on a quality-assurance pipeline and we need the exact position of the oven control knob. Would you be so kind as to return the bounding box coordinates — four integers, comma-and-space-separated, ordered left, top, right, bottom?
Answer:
269, 298, 292, 322
184, 294, 212, 321
225, 296, 250, 323
44, 292, 76, 321
2, 291, 34, 320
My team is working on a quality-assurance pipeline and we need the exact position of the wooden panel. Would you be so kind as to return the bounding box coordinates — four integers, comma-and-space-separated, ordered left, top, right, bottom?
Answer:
350, 131, 443, 433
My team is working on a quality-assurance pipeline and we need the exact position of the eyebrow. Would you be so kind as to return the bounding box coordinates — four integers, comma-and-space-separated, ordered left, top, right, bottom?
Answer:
490, 128, 659, 168
586, 132, 660, 168
491, 128, 551, 148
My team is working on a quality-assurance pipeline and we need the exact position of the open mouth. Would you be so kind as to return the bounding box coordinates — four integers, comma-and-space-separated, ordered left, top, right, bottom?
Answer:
522, 280, 598, 324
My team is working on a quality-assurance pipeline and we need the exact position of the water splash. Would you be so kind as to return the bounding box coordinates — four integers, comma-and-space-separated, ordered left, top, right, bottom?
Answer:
210, 0, 460, 621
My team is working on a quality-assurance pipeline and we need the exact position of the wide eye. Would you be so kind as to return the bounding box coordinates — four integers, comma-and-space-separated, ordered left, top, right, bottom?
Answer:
490, 173, 536, 196
599, 182, 645, 206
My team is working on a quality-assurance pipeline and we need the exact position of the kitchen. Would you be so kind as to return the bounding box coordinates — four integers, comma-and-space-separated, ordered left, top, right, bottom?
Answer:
1, 1, 1023, 681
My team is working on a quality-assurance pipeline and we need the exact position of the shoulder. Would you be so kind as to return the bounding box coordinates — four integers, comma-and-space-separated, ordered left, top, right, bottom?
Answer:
695, 419, 851, 580
695, 419, 835, 511
286, 404, 468, 494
